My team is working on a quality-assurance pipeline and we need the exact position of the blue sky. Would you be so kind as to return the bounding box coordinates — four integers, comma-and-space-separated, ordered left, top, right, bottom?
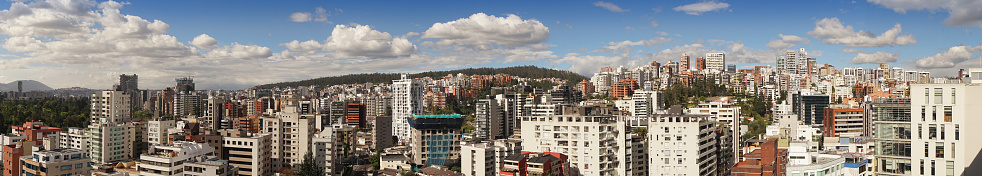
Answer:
0, 0, 980, 90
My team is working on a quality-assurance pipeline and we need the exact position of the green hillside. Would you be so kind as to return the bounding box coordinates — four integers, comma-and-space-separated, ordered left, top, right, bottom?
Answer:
255, 66, 587, 89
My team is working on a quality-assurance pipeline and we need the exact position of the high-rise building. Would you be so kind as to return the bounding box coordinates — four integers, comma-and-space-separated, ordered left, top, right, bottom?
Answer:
117, 74, 141, 109
59, 127, 89, 150
680, 53, 690, 71
147, 119, 177, 145
345, 102, 367, 128
373, 115, 394, 150
476, 98, 506, 140
706, 52, 726, 73
521, 112, 641, 176
409, 114, 464, 167
906, 83, 982, 176
461, 139, 522, 176
204, 96, 227, 130
262, 105, 318, 169
176, 77, 195, 93
727, 64, 737, 73
695, 57, 707, 71
648, 109, 719, 176
392, 75, 425, 144
870, 98, 912, 175
793, 91, 830, 127
91, 91, 132, 123
776, 56, 785, 73
610, 78, 639, 100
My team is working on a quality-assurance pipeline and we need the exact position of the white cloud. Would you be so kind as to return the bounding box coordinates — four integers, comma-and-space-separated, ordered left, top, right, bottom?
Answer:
624, 26, 635, 30
597, 37, 671, 54
593, 1, 629, 13
289, 7, 333, 23
190, 34, 217, 50
650, 21, 659, 28
868, 0, 982, 27
421, 13, 549, 49
205, 43, 272, 60
913, 45, 982, 68
766, 34, 809, 50
325, 24, 416, 58
289, 12, 311, 22
841, 48, 871, 53
673, 1, 730, 15
851, 51, 899, 64
656, 32, 669, 36
806, 17, 917, 47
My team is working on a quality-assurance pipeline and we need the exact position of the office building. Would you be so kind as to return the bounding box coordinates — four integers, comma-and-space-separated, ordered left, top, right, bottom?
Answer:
373, 115, 394, 150
409, 114, 464, 167
871, 98, 912, 175
823, 104, 865, 137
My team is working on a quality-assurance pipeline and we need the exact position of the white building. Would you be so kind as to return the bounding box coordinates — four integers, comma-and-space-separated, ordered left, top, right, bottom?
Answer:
705, 52, 726, 73
58, 127, 89, 150
392, 74, 425, 143
147, 119, 176, 145
520, 114, 639, 176
648, 113, 718, 176
907, 83, 982, 176
460, 139, 522, 176
91, 90, 132, 123
139, 141, 215, 176
223, 133, 273, 176
262, 105, 318, 169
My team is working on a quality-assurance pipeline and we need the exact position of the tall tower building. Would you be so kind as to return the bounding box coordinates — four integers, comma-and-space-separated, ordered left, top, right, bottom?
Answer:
680, 53, 690, 71
706, 52, 726, 73
776, 56, 785, 73
90, 91, 132, 123
796, 48, 809, 75
392, 74, 425, 143
695, 57, 707, 71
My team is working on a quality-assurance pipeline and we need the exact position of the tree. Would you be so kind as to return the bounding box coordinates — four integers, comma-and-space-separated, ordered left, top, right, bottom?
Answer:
295, 149, 325, 176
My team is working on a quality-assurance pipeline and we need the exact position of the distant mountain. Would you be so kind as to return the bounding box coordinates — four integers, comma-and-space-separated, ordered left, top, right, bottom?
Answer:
256, 65, 588, 89
0, 80, 53, 92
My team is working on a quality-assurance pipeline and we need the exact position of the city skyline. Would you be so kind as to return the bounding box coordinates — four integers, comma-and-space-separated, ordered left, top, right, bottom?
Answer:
0, 0, 980, 90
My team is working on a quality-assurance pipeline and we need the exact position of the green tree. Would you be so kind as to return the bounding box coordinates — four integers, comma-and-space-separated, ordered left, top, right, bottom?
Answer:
295, 149, 325, 176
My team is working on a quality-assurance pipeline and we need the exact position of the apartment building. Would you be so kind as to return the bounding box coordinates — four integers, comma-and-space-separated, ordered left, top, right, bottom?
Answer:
138, 141, 214, 175
392, 75, 425, 143
461, 139, 522, 176
262, 106, 317, 169
223, 133, 273, 176
409, 114, 464, 167
521, 113, 638, 176
648, 110, 719, 176
907, 83, 982, 176
20, 148, 91, 176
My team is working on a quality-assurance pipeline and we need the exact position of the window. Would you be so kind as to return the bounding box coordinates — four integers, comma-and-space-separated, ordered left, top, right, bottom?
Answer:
60, 165, 71, 170
933, 106, 937, 121
937, 143, 944, 158
933, 88, 943, 104
932, 160, 936, 175
952, 142, 956, 158
941, 125, 945, 140
929, 125, 937, 139
75, 163, 82, 168
925, 143, 930, 157
921, 160, 925, 175
919, 124, 923, 139
944, 106, 952, 122
947, 161, 955, 176
955, 125, 960, 140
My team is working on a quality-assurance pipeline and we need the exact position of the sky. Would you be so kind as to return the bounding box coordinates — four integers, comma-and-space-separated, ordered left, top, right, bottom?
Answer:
0, 0, 981, 90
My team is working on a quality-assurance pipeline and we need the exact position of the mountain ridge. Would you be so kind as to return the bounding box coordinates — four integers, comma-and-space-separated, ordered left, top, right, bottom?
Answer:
255, 66, 587, 89
0, 80, 53, 92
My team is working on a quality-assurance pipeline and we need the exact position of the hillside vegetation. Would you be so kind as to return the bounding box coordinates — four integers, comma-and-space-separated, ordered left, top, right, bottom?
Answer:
256, 66, 587, 89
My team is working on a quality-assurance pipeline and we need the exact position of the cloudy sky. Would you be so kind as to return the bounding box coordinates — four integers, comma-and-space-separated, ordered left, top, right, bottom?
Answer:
0, 0, 980, 90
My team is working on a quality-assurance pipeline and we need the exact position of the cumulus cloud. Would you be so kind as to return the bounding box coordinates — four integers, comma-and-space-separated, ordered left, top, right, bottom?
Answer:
594, 1, 629, 13
673, 1, 730, 15
766, 34, 809, 50
841, 48, 871, 53
289, 7, 332, 23
205, 43, 272, 60
421, 13, 549, 49
282, 24, 417, 59
914, 45, 982, 68
868, 0, 982, 27
851, 51, 899, 64
806, 17, 916, 47
190, 34, 217, 50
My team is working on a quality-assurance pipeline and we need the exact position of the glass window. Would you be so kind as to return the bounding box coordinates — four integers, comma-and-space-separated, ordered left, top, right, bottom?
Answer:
947, 161, 955, 176
951, 88, 956, 104
921, 160, 925, 175
941, 125, 945, 140
929, 125, 937, 139
936, 143, 944, 158
944, 106, 952, 122
932, 160, 936, 175
955, 125, 960, 140
919, 124, 923, 139
925, 143, 929, 157
921, 106, 927, 121
935, 88, 943, 104
925, 88, 930, 104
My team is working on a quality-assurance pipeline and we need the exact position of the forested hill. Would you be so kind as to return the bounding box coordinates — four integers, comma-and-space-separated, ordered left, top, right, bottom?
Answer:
255, 66, 588, 89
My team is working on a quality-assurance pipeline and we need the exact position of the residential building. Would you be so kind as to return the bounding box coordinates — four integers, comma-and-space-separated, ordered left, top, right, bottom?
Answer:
139, 141, 215, 176
393, 75, 425, 144
731, 138, 788, 176
182, 156, 238, 176
460, 139, 522, 176
148, 119, 177, 145
223, 133, 273, 176
500, 152, 568, 176
20, 148, 91, 176
262, 105, 317, 169
521, 110, 638, 176
648, 108, 719, 176
476, 98, 506, 140
373, 115, 394, 150
823, 104, 865, 137
91, 90, 132, 123
88, 122, 134, 164
706, 52, 726, 73
58, 127, 89, 150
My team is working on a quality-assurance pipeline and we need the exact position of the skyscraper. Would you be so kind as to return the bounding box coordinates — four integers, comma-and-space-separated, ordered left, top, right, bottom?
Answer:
706, 52, 726, 72
392, 74, 424, 143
